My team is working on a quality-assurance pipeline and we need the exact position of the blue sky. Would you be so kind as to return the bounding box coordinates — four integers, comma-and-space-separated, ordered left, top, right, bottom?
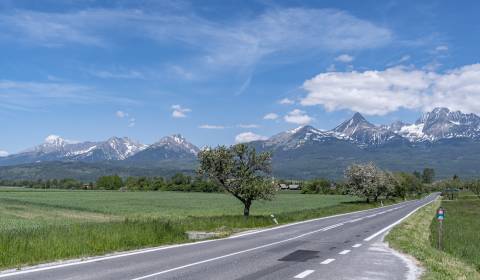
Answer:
1, 0, 480, 154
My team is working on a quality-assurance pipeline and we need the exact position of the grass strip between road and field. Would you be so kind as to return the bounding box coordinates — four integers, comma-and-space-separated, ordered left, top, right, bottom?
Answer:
386, 198, 480, 280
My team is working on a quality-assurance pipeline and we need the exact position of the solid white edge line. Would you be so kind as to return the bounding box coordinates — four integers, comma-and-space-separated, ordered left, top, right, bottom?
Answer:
364, 196, 436, 242
0, 197, 423, 279
320, 258, 335, 264
339, 250, 351, 255
294, 270, 315, 279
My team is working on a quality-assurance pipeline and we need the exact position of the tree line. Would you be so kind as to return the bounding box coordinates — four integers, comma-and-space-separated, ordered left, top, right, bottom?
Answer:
96, 173, 222, 192
0, 174, 222, 193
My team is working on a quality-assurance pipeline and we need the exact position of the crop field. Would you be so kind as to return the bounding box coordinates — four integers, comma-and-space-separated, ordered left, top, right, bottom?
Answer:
430, 192, 480, 272
0, 187, 400, 270
0, 188, 358, 218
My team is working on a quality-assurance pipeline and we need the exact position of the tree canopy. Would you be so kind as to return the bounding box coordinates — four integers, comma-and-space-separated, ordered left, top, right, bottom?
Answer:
197, 144, 275, 217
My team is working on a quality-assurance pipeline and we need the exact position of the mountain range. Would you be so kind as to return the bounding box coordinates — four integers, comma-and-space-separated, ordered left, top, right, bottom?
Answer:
1, 107, 480, 180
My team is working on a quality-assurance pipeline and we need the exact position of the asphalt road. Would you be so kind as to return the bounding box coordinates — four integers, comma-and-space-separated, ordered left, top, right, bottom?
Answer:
0, 194, 437, 280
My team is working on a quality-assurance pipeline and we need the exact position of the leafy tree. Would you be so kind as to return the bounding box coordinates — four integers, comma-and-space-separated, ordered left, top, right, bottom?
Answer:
344, 163, 388, 203
301, 179, 331, 194
422, 168, 435, 184
96, 175, 123, 190
150, 177, 166, 191
393, 172, 422, 199
413, 170, 422, 180
198, 144, 275, 217
170, 173, 192, 186
468, 180, 480, 198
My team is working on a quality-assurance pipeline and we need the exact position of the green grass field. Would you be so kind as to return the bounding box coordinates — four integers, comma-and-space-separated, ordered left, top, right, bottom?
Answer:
0, 187, 402, 270
430, 192, 480, 272
0, 188, 358, 218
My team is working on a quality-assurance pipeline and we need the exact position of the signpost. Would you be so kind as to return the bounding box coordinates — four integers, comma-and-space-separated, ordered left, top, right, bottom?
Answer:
436, 207, 445, 250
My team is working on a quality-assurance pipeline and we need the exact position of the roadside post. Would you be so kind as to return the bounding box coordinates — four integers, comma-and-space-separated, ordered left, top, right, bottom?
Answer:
270, 214, 278, 225
436, 207, 445, 250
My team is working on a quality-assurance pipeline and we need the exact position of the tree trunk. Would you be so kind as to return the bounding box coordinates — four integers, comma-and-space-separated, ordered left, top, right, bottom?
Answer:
366, 197, 370, 203
374, 195, 378, 202
243, 200, 252, 217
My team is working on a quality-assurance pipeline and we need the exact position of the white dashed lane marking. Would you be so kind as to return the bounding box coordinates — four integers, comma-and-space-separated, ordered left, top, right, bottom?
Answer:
339, 250, 351, 255
294, 270, 315, 279
352, 243, 362, 248
321, 258, 335, 264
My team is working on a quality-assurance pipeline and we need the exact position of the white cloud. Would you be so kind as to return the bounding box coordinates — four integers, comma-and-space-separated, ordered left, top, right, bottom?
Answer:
115, 110, 135, 127
436, 45, 448, 52
199, 124, 225, 129
279, 98, 295, 105
171, 104, 191, 118
235, 132, 268, 143
237, 124, 259, 128
0, 150, 9, 157
263, 113, 279, 120
44, 134, 78, 144
116, 110, 128, 118
301, 64, 480, 115
335, 54, 354, 63
284, 109, 313, 125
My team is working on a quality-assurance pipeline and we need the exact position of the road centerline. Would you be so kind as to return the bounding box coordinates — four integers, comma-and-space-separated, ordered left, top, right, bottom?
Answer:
294, 270, 315, 279
320, 258, 335, 264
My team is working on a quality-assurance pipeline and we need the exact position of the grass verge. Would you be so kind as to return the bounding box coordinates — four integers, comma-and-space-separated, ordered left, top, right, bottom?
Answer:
430, 193, 480, 272
386, 198, 480, 280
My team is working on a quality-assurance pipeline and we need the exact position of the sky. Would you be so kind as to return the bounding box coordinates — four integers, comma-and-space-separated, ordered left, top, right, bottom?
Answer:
1, 0, 480, 155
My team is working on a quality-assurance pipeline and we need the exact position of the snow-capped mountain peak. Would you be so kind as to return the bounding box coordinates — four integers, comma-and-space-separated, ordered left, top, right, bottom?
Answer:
44, 135, 66, 145
153, 134, 200, 155
333, 112, 402, 146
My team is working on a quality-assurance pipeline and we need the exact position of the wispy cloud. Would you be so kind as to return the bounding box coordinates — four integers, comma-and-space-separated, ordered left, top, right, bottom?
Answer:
199, 124, 225, 129
169, 65, 195, 80
128, 117, 136, 127
0, 80, 135, 111
0, 7, 391, 69
301, 64, 480, 115
171, 104, 191, 118
116, 110, 128, 118
0, 150, 8, 157
115, 110, 135, 127
237, 124, 259, 128
436, 45, 448, 52
90, 69, 145, 79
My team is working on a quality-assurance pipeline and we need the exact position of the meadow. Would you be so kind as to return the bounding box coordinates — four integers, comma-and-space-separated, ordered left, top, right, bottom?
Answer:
0, 187, 401, 270
430, 192, 480, 272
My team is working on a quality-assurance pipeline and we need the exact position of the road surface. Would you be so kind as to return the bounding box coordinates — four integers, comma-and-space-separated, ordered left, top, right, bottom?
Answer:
0, 194, 437, 280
